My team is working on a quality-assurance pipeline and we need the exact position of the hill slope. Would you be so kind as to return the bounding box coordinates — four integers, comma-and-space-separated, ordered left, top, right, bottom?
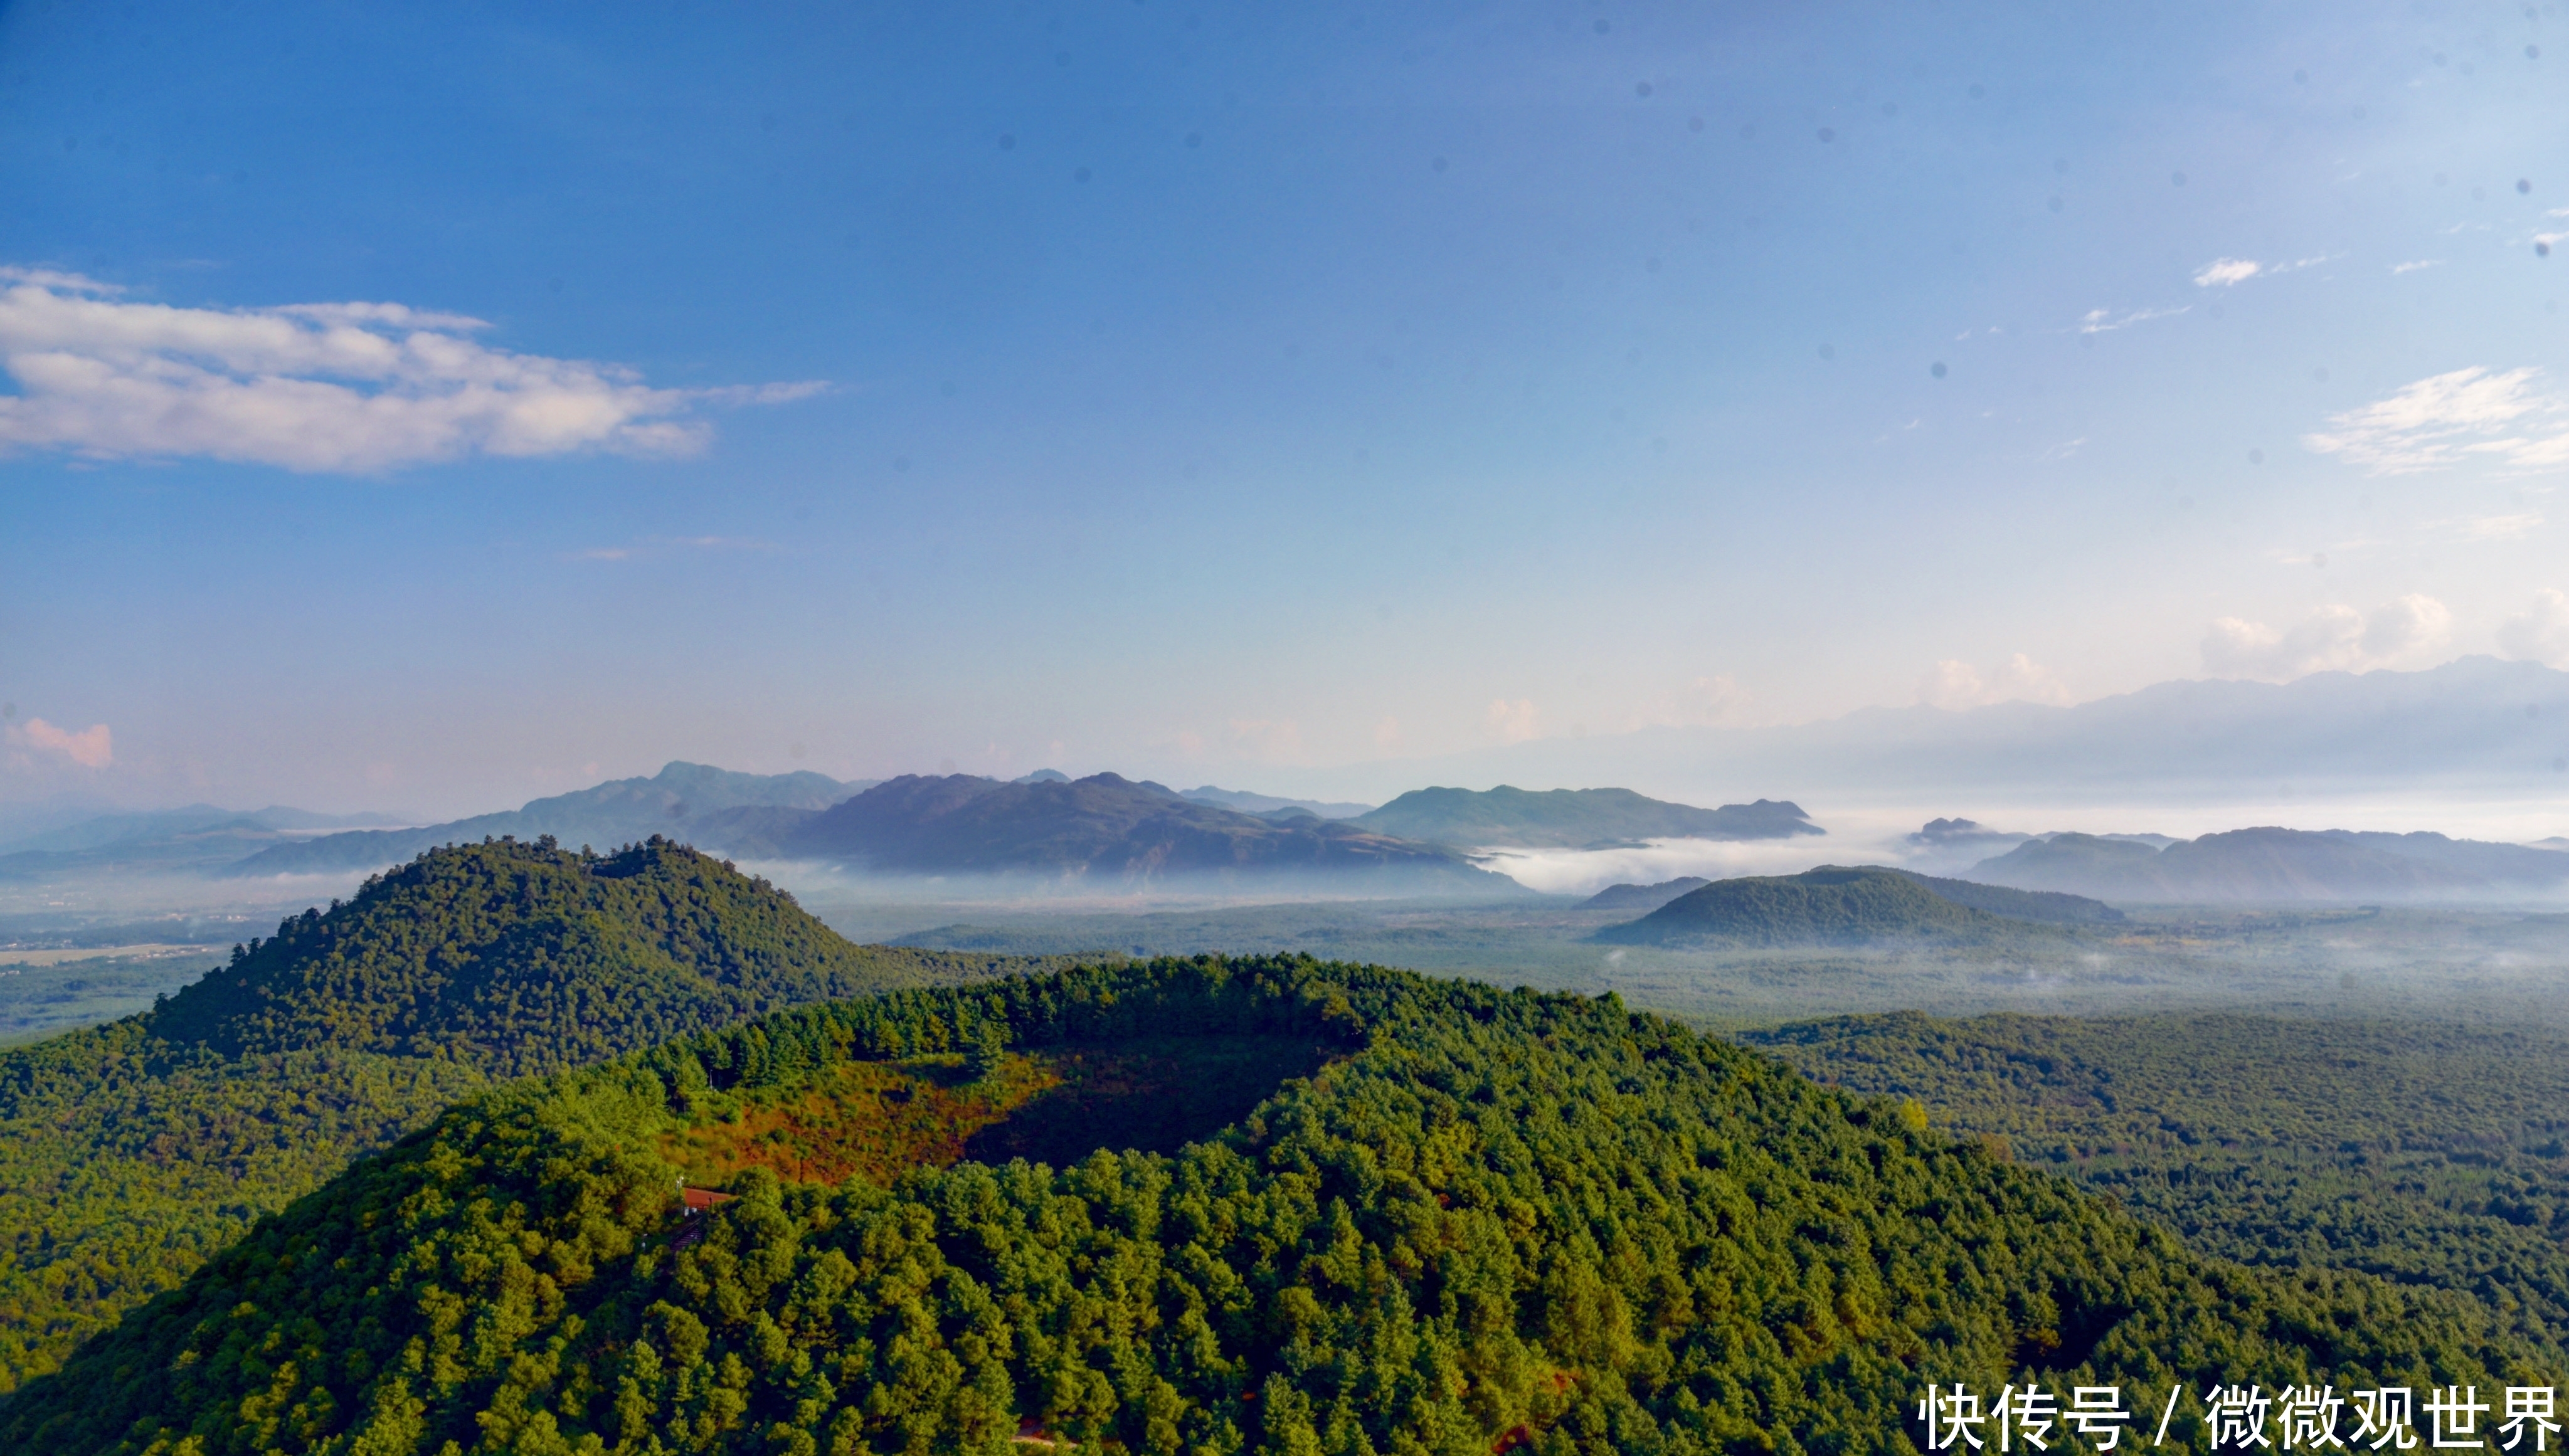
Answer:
0, 839, 1039, 1393
1578, 875, 1710, 910
1352, 784, 1823, 848
164, 836, 961, 1075
768, 772, 1518, 889
224, 762, 867, 877
4, 957, 2550, 1454
1597, 865, 2104, 946
1751, 1011, 2569, 1363
1887, 868, 2127, 925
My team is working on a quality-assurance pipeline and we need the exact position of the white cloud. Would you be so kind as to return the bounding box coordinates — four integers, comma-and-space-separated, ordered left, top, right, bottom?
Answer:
8, 717, 113, 768
2078, 305, 2188, 334
2497, 589, 2569, 668
2200, 594, 2452, 680
568, 535, 783, 562
0, 268, 824, 473
2430, 512, 2545, 541
2302, 367, 2569, 476
2191, 253, 2337, 288
2390, 259, 2444, 274
1226, 717, 1308, 763
1917, 653, 2072, 710
1484, 698, 1540, 743
1631, 674, 1754, 730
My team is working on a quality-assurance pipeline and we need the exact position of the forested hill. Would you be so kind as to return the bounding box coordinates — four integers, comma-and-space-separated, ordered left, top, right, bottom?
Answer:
5, 957, 2553, 1455
1751, 1011, 2569, 1364
0, 840, 1049, 1395
154, 835, 976, 1076
1597, 865, 2104, 946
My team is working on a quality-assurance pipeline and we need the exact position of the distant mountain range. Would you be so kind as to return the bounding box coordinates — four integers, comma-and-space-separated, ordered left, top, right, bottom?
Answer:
729, 773, 1515, 890
0, 804, 408, 880
1014, 773, 1372, 820
225, 762, 869, 877
1968, 826, 2569, 903
1596, 865, 2119, 946
1349, 785, 1823, 848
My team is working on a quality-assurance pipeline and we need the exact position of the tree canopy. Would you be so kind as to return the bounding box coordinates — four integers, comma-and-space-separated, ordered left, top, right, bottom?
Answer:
6, 955, 2555, 1455
0, 838, 1052, 1395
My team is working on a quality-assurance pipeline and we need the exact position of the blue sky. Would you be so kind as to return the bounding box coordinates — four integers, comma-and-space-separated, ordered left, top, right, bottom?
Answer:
3, 0, 2565, 816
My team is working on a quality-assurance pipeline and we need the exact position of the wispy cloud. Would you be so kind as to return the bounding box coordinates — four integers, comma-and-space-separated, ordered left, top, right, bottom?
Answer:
2422, 512, 2546, 541
0, 268, 825, 473
2078, 305, 2188, 334
2201, 595, 2450, 681
2302, 367, 2569, 475
2190, 253, 2339, 288
564, 535, 781, 563
2390, 259, 2444, 274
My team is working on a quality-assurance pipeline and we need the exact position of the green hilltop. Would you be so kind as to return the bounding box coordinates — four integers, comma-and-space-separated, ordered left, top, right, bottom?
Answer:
0, 838, 1047, 1393
4, 956, 2552, 1455
1595, 865, 2114, 947
156, 835, 974, 1076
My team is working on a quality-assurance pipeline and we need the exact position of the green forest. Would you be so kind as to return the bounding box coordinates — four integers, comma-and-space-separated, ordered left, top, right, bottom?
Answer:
1751, 1011, 2569, 1366
5, 954, 2558, 1455
0, 838, 1049, 1394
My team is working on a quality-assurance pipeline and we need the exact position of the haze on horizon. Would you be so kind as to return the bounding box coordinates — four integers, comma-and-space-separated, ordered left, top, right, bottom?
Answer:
4, 0, 2566, 821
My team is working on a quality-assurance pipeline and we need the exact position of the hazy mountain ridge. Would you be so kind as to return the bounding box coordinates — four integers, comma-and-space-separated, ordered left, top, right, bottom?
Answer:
1176, 784, 1374, 819
1971, 826, 2569, 903
750, 772, 1519, 891
1352, 784, 1823, 848
0, 804, 402, 855
0, 804, 413, 880
223, 761, 871, 877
